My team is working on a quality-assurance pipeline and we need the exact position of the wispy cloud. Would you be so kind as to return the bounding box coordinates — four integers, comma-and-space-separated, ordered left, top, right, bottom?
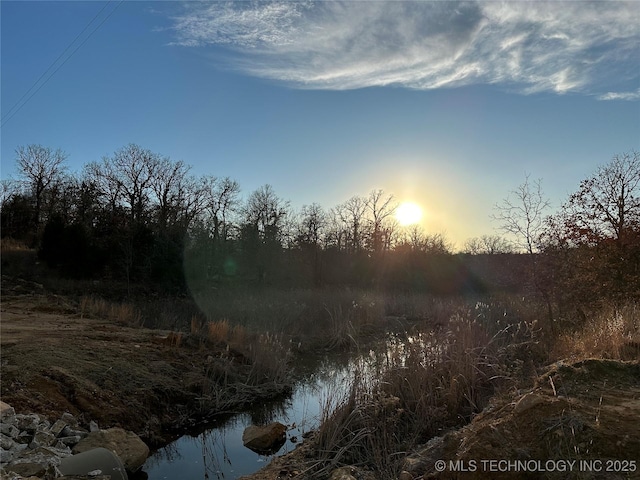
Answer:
598, 88, 640, 101
169, 1, 639, 97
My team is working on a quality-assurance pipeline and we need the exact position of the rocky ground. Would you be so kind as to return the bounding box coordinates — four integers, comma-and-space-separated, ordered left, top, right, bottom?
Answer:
1, 401, 148, 479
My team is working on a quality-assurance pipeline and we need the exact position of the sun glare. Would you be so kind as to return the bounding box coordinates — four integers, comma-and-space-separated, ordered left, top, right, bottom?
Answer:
396, 202, 423, 226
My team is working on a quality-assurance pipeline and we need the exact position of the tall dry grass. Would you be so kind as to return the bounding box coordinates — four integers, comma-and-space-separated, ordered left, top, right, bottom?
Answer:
79, 295, 142, 327
189, 288, 538, 353
308, 305, 542, 478
552, 302, 640, 360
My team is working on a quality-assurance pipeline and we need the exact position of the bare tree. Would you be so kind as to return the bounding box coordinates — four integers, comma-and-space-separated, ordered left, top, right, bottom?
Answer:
0, 179, 20, 209
325, 207, 348, 251
463, 235, 514, 254
110, 144, 158, 224
244, 184, 290, 243
398, 225, 451, 254
202, 176, 241, 243
492, 174, 550, 254
297, 203, 326, 247
150, 158, 191, 230
366, 189, 397, 254
84, 160, 122, 216
296, 203, 327, 285
494, 174, 553, 323
15, 144, 67, 228
336, 195, 368, 253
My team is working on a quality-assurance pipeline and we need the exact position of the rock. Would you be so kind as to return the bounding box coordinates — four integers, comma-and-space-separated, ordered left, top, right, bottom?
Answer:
0, 401, 15, 422
58, 435, 82, 446
329, 466, 357, 480
49, 419, 68, 438
1, 447, 16, 463
89, 421, 100, 433
403, 435, 447, 473
242, 422, 287, 454
72, 428, 149, 472
53, 441, 73, 454
62, 426, 89, 439
5, 446, 69, 477
0, 410, 91, 479
0, 423, 20, 438
4, 461, 49, 478
29, 430, 56, 449
398, 471, 413, 480
1, 432, 17, 450
36, 419, 51, 432
15, 431, 33, 444
61, 412, 79, 428
15, 414, 40, 433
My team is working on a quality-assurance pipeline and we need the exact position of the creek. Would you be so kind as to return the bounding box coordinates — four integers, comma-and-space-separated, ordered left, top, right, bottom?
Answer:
142, 352, 358, 479
142, 330, 431, 479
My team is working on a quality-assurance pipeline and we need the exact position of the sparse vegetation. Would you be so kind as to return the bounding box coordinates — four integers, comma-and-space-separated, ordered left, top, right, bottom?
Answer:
79, 295, 142, 327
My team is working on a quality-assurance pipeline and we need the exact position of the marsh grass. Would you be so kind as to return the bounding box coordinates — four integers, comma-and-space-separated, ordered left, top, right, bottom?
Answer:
207, 319, 230, 344
307, 305, 543, 478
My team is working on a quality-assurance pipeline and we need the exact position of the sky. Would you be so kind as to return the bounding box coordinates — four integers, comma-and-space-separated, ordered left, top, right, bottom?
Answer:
2, 1, 639, 248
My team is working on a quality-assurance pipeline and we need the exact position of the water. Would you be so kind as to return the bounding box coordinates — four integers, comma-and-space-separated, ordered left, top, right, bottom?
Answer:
142, 331, 434, 480
143, 353, 355, 479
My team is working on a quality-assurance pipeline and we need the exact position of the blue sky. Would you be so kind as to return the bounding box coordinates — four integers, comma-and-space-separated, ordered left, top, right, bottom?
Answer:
2, 1, 639, 247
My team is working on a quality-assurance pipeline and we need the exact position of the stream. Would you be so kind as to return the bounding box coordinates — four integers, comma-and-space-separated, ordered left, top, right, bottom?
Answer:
142, 352, 358, 479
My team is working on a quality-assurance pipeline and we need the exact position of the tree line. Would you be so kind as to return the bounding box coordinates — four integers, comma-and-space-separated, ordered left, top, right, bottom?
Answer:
1, 144, 638, 307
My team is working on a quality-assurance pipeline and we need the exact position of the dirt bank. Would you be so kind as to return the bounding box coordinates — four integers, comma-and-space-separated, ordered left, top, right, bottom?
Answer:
239, 359, 640, 479
0, 280, 290, 449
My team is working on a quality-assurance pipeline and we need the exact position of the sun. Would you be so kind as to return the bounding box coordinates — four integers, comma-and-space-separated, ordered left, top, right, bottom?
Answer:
396, 202, 423, 226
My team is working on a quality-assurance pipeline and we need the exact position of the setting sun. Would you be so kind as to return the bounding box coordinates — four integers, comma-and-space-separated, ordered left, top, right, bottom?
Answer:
396, 202, 423, 226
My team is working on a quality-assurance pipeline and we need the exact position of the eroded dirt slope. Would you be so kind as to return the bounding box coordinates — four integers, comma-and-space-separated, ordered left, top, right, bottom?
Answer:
405, 359, 640, 480
0, 287, 286, 448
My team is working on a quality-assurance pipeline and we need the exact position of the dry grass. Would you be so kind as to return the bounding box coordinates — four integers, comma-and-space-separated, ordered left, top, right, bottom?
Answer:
552, 302, 640, 360
207, 319, 230, 344
79, 295, 143, 327
303, 296, 640, 478
245, 332, 291, 385
0, 237, 30, 251
305, 304, 543, 478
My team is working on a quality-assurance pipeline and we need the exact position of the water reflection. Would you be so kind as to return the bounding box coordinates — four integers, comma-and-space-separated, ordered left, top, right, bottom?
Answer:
144, 335, 435, 479
143, 354, 356, 479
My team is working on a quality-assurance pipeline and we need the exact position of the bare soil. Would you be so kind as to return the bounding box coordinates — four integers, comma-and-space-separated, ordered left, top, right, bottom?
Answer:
0, 279, 288, 448
411, 358, 640, 479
